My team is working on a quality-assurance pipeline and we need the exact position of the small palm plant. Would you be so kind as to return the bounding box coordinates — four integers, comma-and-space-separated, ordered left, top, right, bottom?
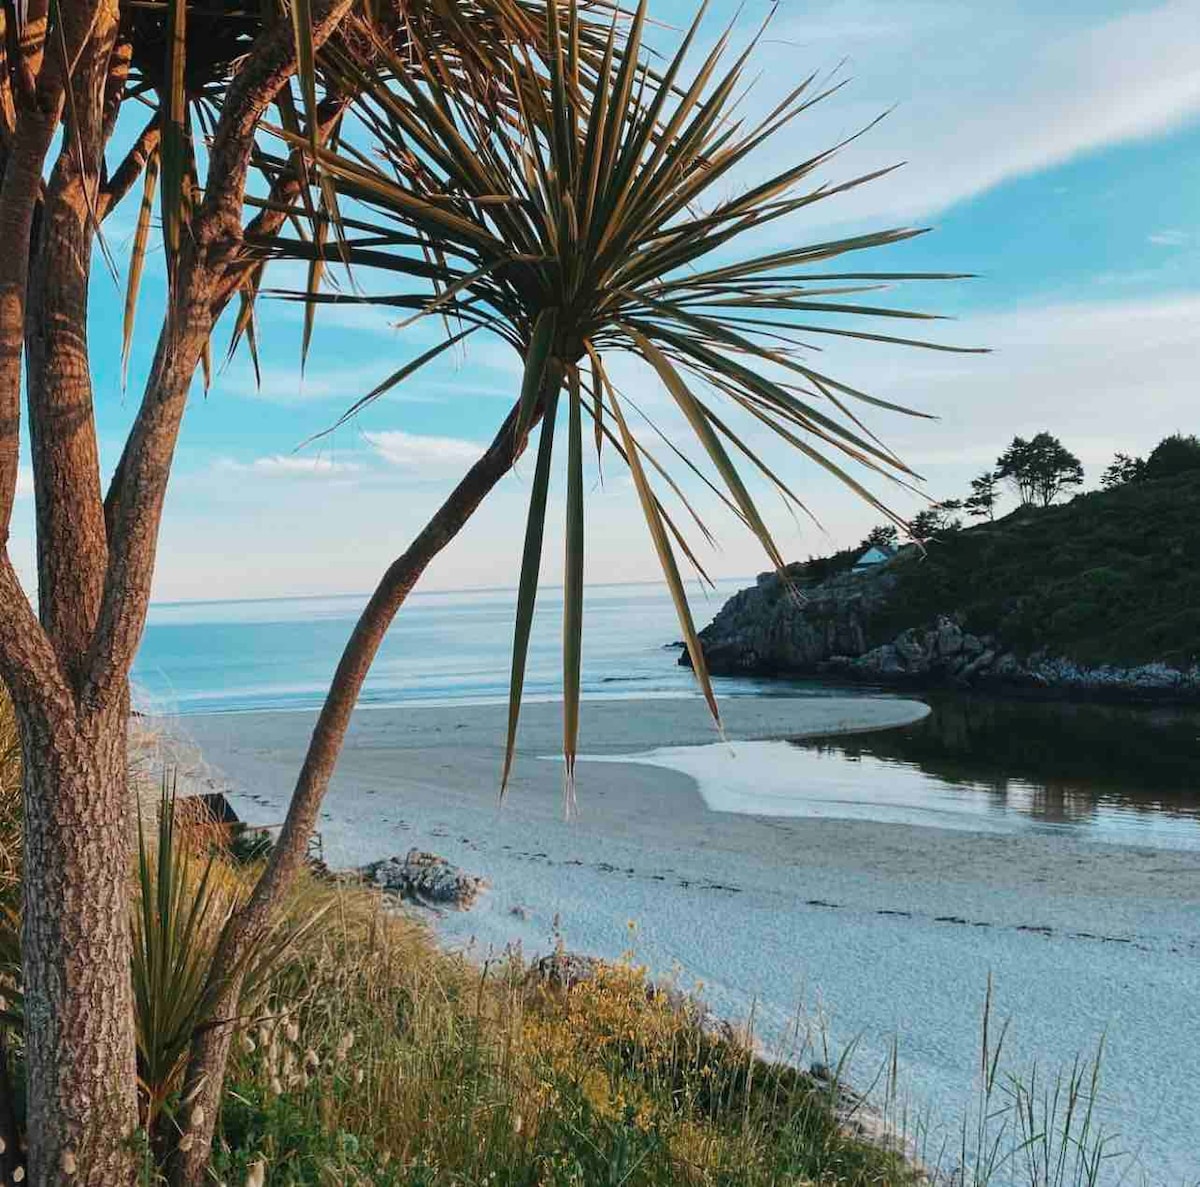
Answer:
133, 782, 322, 1138
264, 0, 978, 787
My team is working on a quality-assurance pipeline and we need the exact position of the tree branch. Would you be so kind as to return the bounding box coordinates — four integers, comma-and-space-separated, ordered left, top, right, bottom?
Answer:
99, 29, 129, 146
24, 0, 120, 680
98, 113, 158, 221
0, 119, 53, 542
0, 0, 94, 549
192, 0, 356, 261
13, 0, 49, 108
0, 554, 69, 710
0, 3, 17, 148
210, 90, 350, 313
104, 80, 349, 541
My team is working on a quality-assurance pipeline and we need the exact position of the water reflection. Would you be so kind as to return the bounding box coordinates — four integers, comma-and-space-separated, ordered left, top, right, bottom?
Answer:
792, 694, 1200, 828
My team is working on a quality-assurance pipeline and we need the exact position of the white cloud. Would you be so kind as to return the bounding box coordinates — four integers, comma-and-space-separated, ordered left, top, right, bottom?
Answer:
134, 292, 1198, 600
1147, 229, 1197, 247
220, 454, 362, 478
784, 291, 1200, 480
740, 0, 1200, 224
15, 467, 33, 498
219, 363, 408, 406
218, 335, 515, 407
364, 430, 484, 474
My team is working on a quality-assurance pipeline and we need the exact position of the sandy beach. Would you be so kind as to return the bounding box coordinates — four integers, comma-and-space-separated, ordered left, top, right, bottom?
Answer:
177, 694, 1200, 1184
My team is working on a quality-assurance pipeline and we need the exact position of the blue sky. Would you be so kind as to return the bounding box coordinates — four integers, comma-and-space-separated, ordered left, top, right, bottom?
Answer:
10, 0, 1200, 600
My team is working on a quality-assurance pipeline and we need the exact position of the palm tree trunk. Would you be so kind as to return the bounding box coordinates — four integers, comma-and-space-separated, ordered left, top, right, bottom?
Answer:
17, 694, 139, 1186
172, 385, 554, 1186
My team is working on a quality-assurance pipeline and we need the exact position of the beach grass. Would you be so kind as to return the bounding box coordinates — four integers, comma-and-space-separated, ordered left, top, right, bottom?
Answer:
206, 872, 918, 1185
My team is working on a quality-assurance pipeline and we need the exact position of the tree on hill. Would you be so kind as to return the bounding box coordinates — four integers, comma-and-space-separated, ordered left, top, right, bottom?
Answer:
862, 524, 900, 550
995, 433, 1084, 507
1144, 433, 1200, 480
964, 470, 1000, 519
1101, 452, 1147, 490
0, 2, 976, 1180
910, 500, 963, 541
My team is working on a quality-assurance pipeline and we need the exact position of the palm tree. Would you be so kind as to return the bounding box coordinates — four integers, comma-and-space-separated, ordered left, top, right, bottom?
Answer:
0, 0, 980, 1178
175, 0, 980, 1152
0, 1, 612, 1181
256, 0, 977, 782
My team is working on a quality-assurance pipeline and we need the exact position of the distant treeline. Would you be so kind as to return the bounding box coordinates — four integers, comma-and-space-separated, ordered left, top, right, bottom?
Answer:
859, 431, 1200, 550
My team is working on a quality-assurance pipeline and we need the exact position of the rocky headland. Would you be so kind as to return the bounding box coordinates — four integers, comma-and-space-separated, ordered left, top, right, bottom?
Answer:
685, 471, 1200, 700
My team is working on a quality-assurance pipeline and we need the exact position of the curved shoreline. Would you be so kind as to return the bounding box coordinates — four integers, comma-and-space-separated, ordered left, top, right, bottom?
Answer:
172, 692, 1200, 1185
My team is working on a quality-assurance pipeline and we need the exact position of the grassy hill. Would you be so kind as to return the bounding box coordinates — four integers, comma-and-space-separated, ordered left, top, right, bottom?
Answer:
871, 471, 1200, 668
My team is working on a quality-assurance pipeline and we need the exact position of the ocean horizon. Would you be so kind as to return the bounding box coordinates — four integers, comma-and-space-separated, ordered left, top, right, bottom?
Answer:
134, 577, 797, 716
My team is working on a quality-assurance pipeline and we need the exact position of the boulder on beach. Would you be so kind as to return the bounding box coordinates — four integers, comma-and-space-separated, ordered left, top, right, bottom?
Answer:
362, 849, 487, 910
531, 950, 604, 989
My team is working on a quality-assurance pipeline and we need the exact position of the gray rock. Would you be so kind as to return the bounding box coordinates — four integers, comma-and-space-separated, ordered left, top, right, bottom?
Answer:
362, 849, 487, 910
960, 633, 984, 659
686, 564, 897, 675
960, 648, 995, 678
935, 618, 963, 657
893, 628, 928, 667
531, 950, 604, 989
690, 564, 1200, 700
992, 652, 1021, 679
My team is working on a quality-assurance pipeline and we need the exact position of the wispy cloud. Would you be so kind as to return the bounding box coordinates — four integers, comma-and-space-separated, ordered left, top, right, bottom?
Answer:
364, 430, 483, 474
743, 0, 1200, 225
1147, 229, 1197, 247
217, 336, 513, 408
807, 291, 1200, 473
218, 454, 362, 478
217, 362, 405, 406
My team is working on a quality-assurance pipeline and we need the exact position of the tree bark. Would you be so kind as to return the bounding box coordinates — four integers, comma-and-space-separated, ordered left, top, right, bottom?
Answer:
171, 389, 552, 1187
0, 2, 357, 1181
25, 0, 119, 681
17, 695, 139, 1186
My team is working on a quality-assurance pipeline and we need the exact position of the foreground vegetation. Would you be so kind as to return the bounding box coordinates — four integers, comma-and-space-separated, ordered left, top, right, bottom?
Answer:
0, 692, 1161, 1183
208, 884, 917, 1187
0, 695, 911, 1184
0, 0, 979, 1171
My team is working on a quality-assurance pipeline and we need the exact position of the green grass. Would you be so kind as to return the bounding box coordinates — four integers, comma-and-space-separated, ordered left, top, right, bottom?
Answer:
203, 879, 1162, 1187
0, 698, 1173, 1185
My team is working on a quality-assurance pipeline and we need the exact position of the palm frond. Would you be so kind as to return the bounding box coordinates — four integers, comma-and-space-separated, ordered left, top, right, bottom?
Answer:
258, 0, 981, 788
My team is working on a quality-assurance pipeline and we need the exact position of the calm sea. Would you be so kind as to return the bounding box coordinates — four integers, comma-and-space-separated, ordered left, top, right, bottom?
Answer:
133, 579, 767, 716
136, 582, 1200, 849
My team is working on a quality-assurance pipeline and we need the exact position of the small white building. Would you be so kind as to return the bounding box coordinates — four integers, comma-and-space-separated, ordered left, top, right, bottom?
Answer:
853, 544, 895, 571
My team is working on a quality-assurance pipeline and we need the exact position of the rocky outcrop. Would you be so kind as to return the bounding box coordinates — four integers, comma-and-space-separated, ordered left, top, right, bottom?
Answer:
362, 849, 488, 910
688, 564, 1200, 699
690, 564, 894, 675
835, 619, 1200, 694
531, 950, 605, 989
